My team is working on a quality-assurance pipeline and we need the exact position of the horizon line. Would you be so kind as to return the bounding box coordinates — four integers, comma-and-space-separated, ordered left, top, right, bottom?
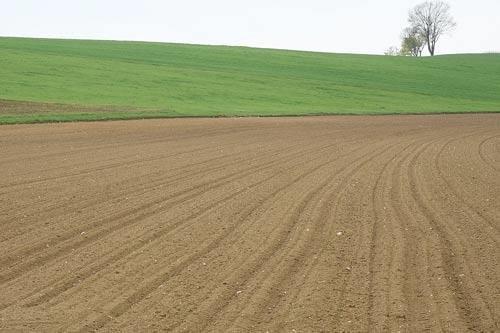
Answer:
1, 35, 498, 57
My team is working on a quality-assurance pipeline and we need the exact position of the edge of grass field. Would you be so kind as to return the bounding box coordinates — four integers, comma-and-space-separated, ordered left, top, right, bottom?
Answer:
1, 109, 499, 125
2, 37, 499, 125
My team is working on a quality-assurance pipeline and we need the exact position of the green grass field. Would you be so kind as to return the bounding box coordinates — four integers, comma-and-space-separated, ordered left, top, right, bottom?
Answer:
1, 37, 499, 124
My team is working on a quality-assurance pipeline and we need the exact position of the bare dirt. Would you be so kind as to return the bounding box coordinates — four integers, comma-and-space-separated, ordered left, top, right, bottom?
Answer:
0, 99, 147, 115
0, 115, 498, 332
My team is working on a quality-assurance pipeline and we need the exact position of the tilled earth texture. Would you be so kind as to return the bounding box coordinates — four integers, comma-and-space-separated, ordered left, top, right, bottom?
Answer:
0, 115, 498, 332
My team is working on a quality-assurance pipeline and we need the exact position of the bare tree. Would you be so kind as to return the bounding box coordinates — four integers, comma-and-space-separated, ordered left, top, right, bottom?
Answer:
408, 1, 456, 56
384, 46, 400, 56
400, 27, 426, 57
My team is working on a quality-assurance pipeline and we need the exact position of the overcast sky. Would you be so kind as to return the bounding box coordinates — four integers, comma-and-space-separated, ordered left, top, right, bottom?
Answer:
1, 0, 499, 55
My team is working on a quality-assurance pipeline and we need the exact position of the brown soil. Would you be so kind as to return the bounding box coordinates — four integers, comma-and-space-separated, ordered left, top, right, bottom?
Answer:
0, 115, 498, 332
0, 99, 145, 115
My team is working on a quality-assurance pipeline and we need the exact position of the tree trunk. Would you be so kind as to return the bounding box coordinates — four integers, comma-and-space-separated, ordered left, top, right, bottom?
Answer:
428, 43, 435, 56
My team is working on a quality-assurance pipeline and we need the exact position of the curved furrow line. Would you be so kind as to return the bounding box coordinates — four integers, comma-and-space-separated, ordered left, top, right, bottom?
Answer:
0, 124, 261, 167
8, 140, 348, 309
0, 146, 217, 220
0, 147, 271, 265
2, 116, 497, 332
70, 143, 378, 332
176, 143, 394, 332
273, 141, 422, 332
0, 145, 208, 191
265, 140, 437, 332
0, 140, 330, 284
365, 140, 420, 331
383, 130, 490, 331
21, 171, 281, 310
330, 132, 458, 331
0, 129, 334, 224
9, 152, 130, 179
478, 134, 500, 172
4, 133, 328, 245
0, 152, 311, 311
0, 125, 286, 193
0, 125, 271, 178
229, 144, 401, 332
0, 138, 294, 229
325, 139, 432, 331
380, 129, 492, 331
0, 138, 309, 252
387, 137, 446, 331
434, 132, 500, 234
406, 134, 498, 331
0, 130, 300, 218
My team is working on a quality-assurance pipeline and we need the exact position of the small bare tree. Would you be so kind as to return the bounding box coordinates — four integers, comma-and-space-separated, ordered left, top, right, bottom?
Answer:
384, 46, 400, 56
408, 1, 456, 56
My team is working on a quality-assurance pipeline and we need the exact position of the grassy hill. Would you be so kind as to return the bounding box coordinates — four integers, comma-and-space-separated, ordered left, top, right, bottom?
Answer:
1, 37, 499, 124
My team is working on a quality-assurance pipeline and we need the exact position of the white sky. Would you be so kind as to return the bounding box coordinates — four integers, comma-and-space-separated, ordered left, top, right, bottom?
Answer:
1, 0, 499, 55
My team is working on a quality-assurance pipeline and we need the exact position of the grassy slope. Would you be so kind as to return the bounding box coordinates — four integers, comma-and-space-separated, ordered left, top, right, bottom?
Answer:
1, 37, 499, 124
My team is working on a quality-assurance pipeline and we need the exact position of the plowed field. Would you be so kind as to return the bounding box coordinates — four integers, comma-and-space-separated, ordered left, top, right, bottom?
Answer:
0, 115, 498, 332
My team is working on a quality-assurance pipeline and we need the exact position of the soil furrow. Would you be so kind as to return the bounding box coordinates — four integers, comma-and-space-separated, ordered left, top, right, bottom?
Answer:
0, 114, 497, 332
